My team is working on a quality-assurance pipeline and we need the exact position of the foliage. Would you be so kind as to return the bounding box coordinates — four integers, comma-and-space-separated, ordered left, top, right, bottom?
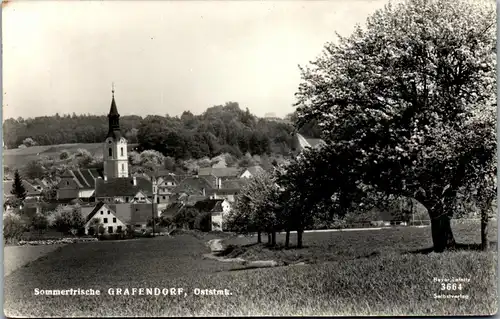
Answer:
194, 212, 212, 232
52, 208, 86, 235
22, 137, 37, 147
3, 213, 27, 243
59, 150, 70, 160
30, 213, 49, 234
292, 0, 496, 251
11, 170, 27, 201
172, 207, 199, 229
226, 171, 281, 236
3, 103, 298, 160
22, 160, 47, 180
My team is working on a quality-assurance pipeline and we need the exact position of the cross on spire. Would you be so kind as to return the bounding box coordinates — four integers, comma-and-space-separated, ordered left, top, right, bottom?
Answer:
112, 82, 115, 98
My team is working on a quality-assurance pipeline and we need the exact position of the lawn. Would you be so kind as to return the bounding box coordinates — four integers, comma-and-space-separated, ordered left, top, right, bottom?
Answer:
3, 224, 497, 317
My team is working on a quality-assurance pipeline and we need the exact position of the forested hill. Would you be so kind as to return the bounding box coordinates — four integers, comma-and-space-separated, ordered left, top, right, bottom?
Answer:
3, 102, 319, 159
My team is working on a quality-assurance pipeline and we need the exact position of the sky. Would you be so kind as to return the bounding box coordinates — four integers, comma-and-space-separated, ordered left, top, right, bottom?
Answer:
2, 0, 391, 120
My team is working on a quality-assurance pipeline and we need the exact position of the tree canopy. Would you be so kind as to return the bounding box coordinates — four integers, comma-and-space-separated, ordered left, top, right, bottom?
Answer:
291, 0, 496, 251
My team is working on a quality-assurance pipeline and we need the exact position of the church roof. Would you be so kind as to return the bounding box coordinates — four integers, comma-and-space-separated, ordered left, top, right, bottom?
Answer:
109, 95, 119, 116
95, 177, 153, 197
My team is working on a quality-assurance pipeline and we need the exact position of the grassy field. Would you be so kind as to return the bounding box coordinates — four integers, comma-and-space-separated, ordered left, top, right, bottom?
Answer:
3, 224, 497, 317
3, 143, 103, 169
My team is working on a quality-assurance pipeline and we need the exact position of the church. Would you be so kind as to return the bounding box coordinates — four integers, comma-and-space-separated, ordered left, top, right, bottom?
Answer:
56, 87, 155, 205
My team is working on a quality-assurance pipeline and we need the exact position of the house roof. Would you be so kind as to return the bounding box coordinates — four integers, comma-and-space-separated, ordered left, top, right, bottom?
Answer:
206, 189, 240, 196
95, 177, 152, 197
198, 167, 241, 178
87, 202, 157, 225
242, 165, 265, 176
296, 133, 325, 150
171, 176, 213, 195
221, 179, 248, 190
194, 199, 224, 212
161, 202, 185, 217
59, 169, 103, 189
3, 180, 42, 197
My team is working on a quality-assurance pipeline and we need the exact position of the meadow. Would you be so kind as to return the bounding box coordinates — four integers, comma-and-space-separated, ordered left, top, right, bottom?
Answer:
3, 223, 497, 317
3, 143, 103, 169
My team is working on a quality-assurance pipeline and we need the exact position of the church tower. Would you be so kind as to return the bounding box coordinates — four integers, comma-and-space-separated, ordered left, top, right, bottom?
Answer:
103, 85, 129, 178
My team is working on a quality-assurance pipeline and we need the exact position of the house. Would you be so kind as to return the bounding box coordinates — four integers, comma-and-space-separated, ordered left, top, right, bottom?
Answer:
154, 173, 190, 204
3, 179, 43, 202
193, 198, 231, 231
171, 176, 214, 197
206, 178, 248, 202
239, 165, 265, 179
94, 176, 154, 204
56, 168, 103, 202
84, 202, 128, 235
293, 133, 325, 154
84, 201, 159, 235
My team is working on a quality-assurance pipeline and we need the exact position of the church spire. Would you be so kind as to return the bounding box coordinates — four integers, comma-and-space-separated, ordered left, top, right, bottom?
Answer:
107, 83, 122, 139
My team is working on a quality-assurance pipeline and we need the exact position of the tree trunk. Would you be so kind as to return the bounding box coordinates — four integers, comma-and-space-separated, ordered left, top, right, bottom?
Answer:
297, 229, 303, 249
267, 233, 272, 244
257, 231, 261, 243
430, 214, 455, 252
481, 209, 489, 251
285, 230, 290, 248
271, 231, 276, 246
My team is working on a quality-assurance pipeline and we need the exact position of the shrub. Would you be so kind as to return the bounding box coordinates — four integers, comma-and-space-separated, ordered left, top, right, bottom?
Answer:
59, 150, 70, 160
4, 214, 27, 243
194, 212, 212, 232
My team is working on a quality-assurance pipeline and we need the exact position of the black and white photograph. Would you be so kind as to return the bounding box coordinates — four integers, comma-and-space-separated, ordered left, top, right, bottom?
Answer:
2, 0, 498, 316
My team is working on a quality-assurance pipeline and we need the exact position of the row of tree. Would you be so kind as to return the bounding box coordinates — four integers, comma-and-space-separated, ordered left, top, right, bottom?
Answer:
226, 0, 497, 252
4, 103, 321, 159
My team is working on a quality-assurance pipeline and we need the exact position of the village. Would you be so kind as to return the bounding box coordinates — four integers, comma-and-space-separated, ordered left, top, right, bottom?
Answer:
3, 89, 326, 239
3, 0, 496, 316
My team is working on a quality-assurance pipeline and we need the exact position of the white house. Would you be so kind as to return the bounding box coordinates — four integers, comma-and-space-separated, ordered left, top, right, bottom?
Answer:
84, 202, 127, 235
208, 199, 231, 231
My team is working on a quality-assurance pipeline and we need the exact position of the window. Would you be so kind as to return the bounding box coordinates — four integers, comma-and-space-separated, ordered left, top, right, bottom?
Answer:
126, 197, 129, 203
162, 196, 166, 200
120, 147, 124, 157
103, 218, 108, 223
66, 181, 69, 186
113, 218, 116, 223
135, 224, 141, 228
100, 211, 103, 215
109, 148, 112, 157
117, 226, 122, 232
121, 164, 125, 171
107, 210, 110, 215
108, 226, 113, 234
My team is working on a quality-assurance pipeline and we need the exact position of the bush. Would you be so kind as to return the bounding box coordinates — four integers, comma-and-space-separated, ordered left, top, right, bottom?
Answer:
4, 214, 27, 243
194, 212, 212, 232
59, 150, 70, 160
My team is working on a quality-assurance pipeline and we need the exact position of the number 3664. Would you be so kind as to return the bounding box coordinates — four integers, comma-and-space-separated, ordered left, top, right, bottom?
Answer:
441, 283, 463, 291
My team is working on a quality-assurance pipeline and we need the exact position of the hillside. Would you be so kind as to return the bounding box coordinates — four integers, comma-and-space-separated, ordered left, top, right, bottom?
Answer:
3, 102, 309, 161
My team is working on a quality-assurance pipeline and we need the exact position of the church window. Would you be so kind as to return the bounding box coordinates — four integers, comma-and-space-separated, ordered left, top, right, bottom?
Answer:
109, 148, 112, 157
121, 147, 124, 157
104, 218, 108, 223
122, 164, 125, 171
